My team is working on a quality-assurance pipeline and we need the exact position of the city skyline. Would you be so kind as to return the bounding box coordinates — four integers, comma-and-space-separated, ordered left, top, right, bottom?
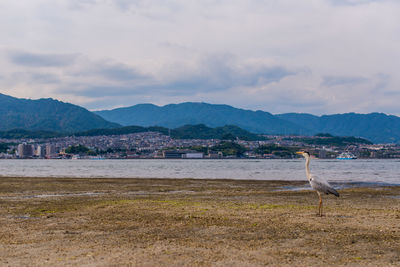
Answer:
0, 1, 399, 115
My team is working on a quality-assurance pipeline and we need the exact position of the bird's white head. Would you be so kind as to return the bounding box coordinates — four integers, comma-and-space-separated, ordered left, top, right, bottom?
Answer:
296, 151, 310, 159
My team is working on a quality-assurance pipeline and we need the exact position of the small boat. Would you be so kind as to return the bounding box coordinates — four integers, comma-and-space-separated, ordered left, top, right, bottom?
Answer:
337, 152, 357, 160
89, 156, 105, 160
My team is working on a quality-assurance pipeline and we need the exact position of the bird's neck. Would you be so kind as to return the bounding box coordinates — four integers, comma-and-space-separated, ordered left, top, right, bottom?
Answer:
305, 157, 311, 181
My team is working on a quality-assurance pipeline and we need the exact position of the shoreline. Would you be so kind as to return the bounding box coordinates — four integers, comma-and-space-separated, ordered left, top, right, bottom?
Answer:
1, 177, 399, 266
1, 175, 399, 189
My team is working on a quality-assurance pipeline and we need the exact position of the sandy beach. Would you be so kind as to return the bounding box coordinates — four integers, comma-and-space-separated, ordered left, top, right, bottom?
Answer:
0, 177, 399, 266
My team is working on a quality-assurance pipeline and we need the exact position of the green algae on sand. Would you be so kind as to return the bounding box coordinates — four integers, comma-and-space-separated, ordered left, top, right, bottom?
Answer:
0, 177, 399, 266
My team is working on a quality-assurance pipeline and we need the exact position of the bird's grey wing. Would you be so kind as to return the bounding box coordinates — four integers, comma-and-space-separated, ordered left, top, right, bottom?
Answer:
310, 175, 339, 197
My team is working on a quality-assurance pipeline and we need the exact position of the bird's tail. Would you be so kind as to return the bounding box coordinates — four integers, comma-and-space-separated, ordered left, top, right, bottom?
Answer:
328, 188, 340, 197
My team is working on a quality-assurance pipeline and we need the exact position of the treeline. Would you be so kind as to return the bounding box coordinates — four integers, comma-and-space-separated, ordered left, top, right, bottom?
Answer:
170, 124, 264, 141
0, 129, 64, 139
0, 124, 265, 141
75, 124, 264, 141
288, 133, 372, 146
75, 126, 169, 137
255, 144, 297, 158
0, 143, 14, 153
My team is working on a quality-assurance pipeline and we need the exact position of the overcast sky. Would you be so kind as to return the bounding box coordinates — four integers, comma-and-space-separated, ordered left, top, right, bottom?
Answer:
0, 0, 399, 115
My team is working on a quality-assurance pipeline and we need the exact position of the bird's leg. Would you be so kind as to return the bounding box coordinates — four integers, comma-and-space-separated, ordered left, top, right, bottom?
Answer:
320, 198, 323, 217
317, 192, 323, 217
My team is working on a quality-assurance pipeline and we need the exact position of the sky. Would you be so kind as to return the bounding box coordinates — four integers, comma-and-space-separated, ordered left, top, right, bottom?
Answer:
0, 0, 399, 115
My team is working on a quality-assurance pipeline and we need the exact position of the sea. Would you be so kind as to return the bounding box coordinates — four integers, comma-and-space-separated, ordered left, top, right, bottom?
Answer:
0, 159, 399, 186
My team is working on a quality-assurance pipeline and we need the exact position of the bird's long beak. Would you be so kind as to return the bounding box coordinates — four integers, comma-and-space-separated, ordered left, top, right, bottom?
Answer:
296, 151, 303, 155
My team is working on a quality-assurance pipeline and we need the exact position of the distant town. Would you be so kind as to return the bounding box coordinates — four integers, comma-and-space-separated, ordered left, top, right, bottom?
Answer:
1, 131, 400, 160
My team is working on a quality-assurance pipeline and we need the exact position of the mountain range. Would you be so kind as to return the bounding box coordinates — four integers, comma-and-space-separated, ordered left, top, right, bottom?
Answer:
0, 93, 119, 132
94, 103, 303, 135
1, 93, 400, 143
95, 102, 400, 144
276, 113, 400, 144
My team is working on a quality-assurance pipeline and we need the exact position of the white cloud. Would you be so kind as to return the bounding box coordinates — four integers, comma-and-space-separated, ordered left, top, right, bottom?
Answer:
0, 0, 399, 115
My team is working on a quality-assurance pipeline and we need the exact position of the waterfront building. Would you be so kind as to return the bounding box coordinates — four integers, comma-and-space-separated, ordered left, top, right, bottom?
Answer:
206, 151, 223, 159
318, 149, 327, 159
17, 143, 34, 158
182, 152, 204, 159
36, 145, 46, 158
163, 150, 203, 159
163, 150, 186, 159
45, 144, 58, 158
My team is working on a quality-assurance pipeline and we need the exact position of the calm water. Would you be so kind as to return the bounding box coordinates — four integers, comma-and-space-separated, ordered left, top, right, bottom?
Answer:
0, 159, 399, 184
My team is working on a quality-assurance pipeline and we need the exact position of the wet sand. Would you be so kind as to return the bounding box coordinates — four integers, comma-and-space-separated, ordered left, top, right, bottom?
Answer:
0, 177, 399, 266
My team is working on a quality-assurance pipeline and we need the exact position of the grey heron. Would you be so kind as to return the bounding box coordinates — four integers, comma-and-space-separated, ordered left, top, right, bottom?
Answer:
296, 151, 339, 216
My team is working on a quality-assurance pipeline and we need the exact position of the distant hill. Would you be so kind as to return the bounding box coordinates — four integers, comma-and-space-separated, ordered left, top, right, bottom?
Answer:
75, 125, 169, 137
0, 93, 120, 132
277, 113, 400, 144
287, 133, 372, 147
170, 124, 264, 141
76, 124, 264, 141
94, 102, 305, 135
0, 124, 264, 141
0, 129, 64, 139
